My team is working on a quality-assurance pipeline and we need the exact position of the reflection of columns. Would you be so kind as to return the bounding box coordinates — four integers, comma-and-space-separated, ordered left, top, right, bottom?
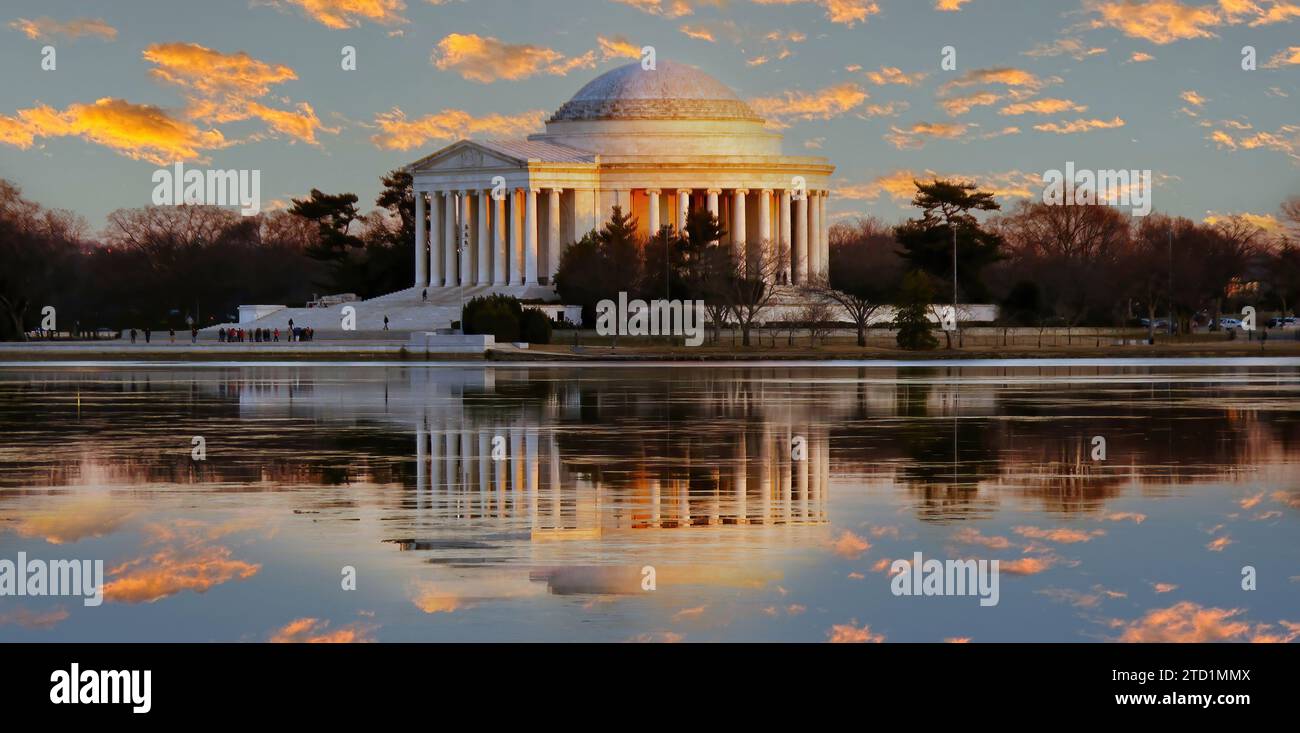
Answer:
477, 190, 491, 285
732, 189, 747, 262
547, 188, 561, 283
795, 191, 808, 284
735, 433, 748, 524
676, 189, 690, 233
478, 430, 491, 517
430, 427, 442, 497
510, 428, 524, 494
779, 190, 792, 283
444, 430, 457, 506
416, 423, 427, 492
525, 188, 539, 286
494, 193, 508, 286
414, 191, 426, 288
443, 192, 457, 286
430, 191, 442, 287
526, 429, 539, 496
546, 436, 559, 533
511, 190, 524, 285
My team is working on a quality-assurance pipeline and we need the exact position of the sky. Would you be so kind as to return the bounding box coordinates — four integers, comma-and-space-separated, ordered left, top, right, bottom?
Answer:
0, 0, 1297, 233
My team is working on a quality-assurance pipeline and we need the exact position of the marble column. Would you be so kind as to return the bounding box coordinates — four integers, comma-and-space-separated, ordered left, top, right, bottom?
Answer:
511, 189, 524, 285
808, 191, 821, 280
443, 191, 457, 286
795, 192, 808, 283
732, 189, 747, 263
477, 189, 491, 285
676, 189, 690, 233
494, 193, 508, 286
430, 190, 442, 288
758, 189, 771, 278
647, 189, 660, 236
779, 190, 792, 284
525, 188, 539, 286
547, 188, 561, 283
706, 189, 720, 244
819, 191, 830, 278
459, 191, 472, 285
414, 191, 426, 288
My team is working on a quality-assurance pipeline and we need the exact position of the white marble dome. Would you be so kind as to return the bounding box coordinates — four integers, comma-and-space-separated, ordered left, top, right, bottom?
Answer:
550, 61, 761, 123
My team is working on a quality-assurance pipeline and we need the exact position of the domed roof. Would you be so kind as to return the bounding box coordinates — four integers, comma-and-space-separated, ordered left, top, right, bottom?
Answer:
550, 61, 762, 123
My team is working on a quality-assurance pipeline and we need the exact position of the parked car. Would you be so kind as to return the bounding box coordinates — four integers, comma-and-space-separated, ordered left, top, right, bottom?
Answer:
1217, 317, 1243, 330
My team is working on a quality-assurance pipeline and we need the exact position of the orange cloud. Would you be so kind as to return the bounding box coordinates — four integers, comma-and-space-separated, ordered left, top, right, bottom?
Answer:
1130, 51, 1156, 61
409, 582, 464, 614
1083, 0, 1224, 43
751, 0, 882, 26
141, 42, 333, 145
1104, 512, 1147, 523
828, 621, 885, 642
1023, 37, 1108, 59
679, 24, 717, 41
936, 0, 972, 10
1153, 582, 1179, 593
611, 0, 701, 18
864, 66, 927, 86
835, 169, 1038, 201
368, 107, 545, 150
1033, 116, 1127, 134
940, 66, 1051, 94
749, 82, 869, 127
8, 498, 132, 544
884, 121, 970, 149
1000, 98, 1089, 116
1265, 46, 1300, 66
269, 617, 376, 643
597, 35, 642, 60
941, 91, 1002, 116
2, 98, 227, 164
266, 0, 408, 29
1181, 89, 1209, 106
433, 33, 596, 83
8, 17, 116, 40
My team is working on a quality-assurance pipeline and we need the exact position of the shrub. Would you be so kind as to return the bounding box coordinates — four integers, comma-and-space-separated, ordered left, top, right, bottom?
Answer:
520, 308, 553, 344
462, 294, 522, 343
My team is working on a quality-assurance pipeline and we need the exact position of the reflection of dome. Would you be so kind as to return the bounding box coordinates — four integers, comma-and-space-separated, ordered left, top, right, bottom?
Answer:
550, 61, 761, 123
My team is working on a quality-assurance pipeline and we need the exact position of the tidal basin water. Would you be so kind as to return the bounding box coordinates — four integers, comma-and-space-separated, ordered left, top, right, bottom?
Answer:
1, 361, 1297, 643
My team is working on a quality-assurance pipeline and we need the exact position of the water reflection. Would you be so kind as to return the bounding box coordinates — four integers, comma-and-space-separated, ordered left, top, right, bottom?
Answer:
0, 363, 1297, 642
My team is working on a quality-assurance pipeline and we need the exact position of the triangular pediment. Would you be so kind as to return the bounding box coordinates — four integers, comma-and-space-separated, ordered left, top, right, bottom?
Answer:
406, 140, 525, 173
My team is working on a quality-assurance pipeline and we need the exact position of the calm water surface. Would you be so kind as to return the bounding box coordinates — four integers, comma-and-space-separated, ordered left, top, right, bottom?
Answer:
1, 362, 1297, 642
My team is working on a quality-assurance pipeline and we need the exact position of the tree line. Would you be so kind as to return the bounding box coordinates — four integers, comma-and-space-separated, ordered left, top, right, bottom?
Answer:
0, 172, 417, 340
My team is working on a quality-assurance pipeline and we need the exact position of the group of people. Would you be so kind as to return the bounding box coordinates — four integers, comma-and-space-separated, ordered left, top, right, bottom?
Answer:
127, 327, 199, 344
217, 325, 314, 342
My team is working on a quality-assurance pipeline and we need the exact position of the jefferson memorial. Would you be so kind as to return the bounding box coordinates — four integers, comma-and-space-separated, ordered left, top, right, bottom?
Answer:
228, 61, 834, 334
409, 60, 835, 295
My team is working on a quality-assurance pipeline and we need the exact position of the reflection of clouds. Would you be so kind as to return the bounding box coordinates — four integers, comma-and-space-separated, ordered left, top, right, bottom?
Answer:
1000, 556, 1057, 575
0, 606, 69, 629
1037, 586, 1125, 608
1102, 512, 1146, 523
828, 621, 884, 643
9, 496, 132, 544
1013, 526, 1105, 544
951, 527, 1011, 550
269, 617, 377, 643
1206, 535, 1233, 552
628, 631, 684, 643
1113, 602, 1300, 643
103, 520, 261, 604
830, 530, 870, 558
1152, 583, 1178, 594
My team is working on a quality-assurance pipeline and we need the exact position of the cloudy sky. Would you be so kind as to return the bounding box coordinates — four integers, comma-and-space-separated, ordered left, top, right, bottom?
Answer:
1, 0, 1297, 231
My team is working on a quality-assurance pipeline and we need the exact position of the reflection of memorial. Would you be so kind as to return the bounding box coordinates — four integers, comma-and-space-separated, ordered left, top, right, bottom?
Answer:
412, 411, 830, 538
